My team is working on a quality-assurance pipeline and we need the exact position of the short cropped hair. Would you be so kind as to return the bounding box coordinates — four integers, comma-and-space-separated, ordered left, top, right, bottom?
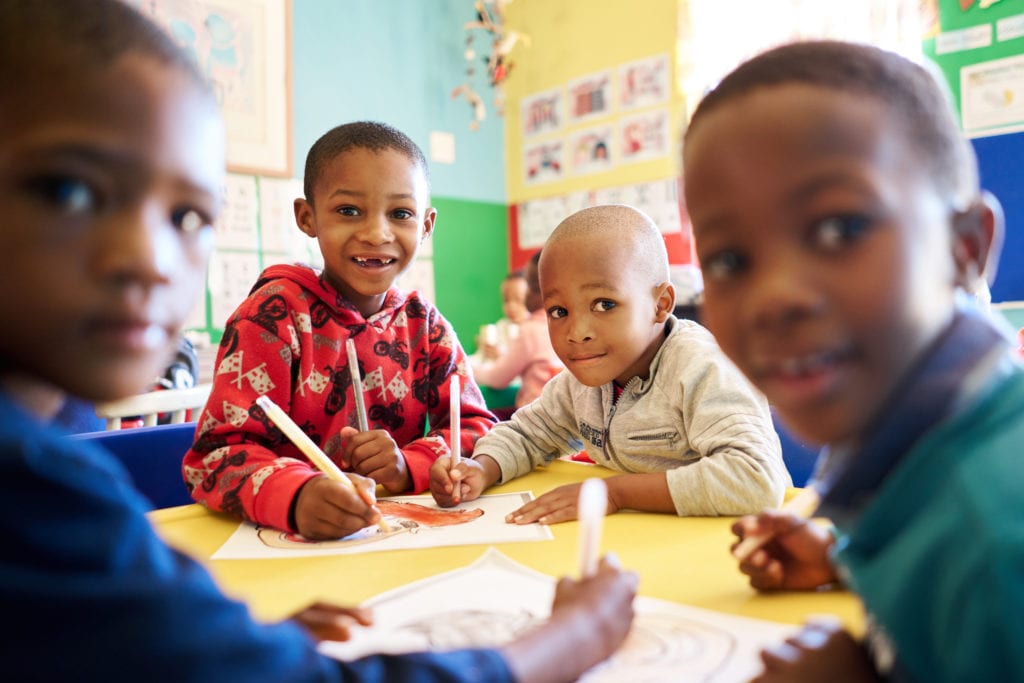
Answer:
0, 0, 210, 100
684, 40, 977, 206
547, 205, 670, 287
303, 121, 430, 202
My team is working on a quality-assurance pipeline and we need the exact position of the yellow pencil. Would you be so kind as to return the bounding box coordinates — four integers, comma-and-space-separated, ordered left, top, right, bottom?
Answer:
255, 395, 389, 533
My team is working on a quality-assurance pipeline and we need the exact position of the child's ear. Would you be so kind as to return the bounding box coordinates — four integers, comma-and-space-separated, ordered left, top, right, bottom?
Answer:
952, 191, 1004, 290
421, 207, 438, 241
653, 281, 676, 322
294, 198, 317, 238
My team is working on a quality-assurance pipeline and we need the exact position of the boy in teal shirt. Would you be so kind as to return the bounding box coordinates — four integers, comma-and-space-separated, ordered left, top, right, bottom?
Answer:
685, 40, 1022, 681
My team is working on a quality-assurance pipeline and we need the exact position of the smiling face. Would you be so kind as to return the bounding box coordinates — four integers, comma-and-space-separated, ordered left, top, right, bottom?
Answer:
685, 83, 962, 446
539, 228, 673, 388
0, 54, 223, 406
295, 147, 435, 318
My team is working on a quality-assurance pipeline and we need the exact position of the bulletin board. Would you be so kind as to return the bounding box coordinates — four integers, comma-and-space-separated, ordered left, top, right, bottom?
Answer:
923, 0, 1024, 301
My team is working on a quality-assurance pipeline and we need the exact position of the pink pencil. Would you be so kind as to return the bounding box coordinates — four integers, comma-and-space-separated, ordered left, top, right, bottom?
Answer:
449, 374, 461, 502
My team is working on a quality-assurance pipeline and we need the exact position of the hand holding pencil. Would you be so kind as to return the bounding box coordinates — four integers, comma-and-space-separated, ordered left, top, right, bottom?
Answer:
256, 395, 390, 540
730, 489, 840, 592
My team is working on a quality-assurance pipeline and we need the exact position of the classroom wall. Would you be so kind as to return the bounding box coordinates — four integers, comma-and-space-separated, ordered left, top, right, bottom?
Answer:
923, 0, 1024, 302
187, 0, 513, 354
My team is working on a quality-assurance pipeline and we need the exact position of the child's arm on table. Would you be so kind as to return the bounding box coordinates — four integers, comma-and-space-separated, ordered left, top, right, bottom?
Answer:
731, 509, 838, 591
506, 472, 676, 524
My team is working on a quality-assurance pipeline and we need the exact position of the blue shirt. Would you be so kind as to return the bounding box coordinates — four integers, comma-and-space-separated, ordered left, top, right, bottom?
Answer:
0, 391, 511, 682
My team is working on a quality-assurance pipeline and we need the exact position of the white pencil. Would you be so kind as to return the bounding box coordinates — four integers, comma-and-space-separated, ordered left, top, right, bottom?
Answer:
732, 486, 820, 562
255, 395, 389, 533
577, 477, 608, 578
449, 374, 461, 501
345, 338, 369, 431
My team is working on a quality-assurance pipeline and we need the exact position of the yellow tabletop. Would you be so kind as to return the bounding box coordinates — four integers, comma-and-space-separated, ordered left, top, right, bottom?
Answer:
151, 459, 864, 632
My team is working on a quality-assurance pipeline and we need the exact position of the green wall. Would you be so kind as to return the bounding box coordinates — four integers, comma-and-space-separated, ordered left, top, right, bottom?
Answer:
431, 197, 509, 355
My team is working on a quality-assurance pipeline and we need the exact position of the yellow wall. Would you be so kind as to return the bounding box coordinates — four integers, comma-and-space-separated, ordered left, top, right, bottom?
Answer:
503, 0, 684, 203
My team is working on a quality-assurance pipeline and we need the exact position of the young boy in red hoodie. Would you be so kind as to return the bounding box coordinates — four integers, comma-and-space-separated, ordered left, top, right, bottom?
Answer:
184, 122, 496, 540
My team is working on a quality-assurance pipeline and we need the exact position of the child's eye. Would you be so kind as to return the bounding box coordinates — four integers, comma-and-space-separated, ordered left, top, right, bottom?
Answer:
391, 208, 414, 220
700, 250, 746, 281
547, 306, 567, 320
593, 299, 616, 312
171, 207, 213, 234
27, 176, 97, 215
337, 206, 360, 217
812, 215, 871, 251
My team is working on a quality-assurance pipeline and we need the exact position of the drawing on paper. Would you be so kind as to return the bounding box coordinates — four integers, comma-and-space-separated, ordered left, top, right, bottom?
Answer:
256, 499, 485, 550
319, 549, 797, 683
211, 492, 553, 560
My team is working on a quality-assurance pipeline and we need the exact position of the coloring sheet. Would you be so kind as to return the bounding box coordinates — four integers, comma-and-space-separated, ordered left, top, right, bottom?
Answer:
211, 492, 553, 559
319, 548, 797, 682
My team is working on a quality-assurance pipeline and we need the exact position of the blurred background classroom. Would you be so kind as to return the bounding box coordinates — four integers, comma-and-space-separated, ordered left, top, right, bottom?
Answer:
116, 0, 1024, 485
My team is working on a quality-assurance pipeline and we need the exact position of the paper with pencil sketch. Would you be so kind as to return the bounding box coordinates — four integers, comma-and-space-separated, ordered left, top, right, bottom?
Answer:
211, 492, 552, 559
319, 548, 798, 682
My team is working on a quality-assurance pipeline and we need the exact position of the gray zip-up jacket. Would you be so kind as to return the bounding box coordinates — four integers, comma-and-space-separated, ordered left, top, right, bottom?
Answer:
474, 316, 790, 515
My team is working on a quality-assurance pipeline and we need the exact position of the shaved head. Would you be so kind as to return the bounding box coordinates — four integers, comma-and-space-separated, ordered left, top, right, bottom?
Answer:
541, 204, 670, 289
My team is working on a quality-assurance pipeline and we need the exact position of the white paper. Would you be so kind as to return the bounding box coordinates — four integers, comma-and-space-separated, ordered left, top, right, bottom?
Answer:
521, 87, 564, 137
207, 250, 262, 329
961, 53, 1024, 135
211, 492, 553, 559
569, 124, 615, 176
319, 548, 797, 682
213, 174, 260, 250
258, 176, 305, 254
618, 53, 670, 110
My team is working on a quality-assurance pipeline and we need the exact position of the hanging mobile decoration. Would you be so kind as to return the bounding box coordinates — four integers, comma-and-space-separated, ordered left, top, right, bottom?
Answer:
451, 0, 528, 130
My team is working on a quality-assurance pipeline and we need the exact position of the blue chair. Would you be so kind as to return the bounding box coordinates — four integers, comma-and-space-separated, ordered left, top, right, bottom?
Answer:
71, 422, 197, 509
772, 410, 820, 487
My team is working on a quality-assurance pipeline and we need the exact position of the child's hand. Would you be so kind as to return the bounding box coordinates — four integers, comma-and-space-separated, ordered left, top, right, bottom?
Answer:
752, 618, 879, 683
505, 482, 617, 525
731, 510, 838, 591
291, 601, 374, 642
501, 554, 638, 683
294, 473, 382, 540
429, 457, 491, 507
340, 426, 411, 493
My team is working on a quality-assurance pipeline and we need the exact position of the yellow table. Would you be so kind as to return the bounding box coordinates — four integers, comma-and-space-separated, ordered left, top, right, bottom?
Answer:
151, 460, 863, 632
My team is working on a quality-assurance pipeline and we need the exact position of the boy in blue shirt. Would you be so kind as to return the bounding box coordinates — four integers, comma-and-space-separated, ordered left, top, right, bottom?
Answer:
684, 40, 1022, 681
0, 1, 636, 681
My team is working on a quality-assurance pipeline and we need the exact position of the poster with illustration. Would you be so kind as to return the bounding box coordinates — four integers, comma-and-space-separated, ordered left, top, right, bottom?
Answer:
524, 139, 565, 184
961, 53, 1024, 135
521, 87, 563, 137
129, 0, 292, 175
619, 109, 670, 164
569, 125, 614, 175
319, 549, 798, 682
618, 54, 670, 110
567, 70, 613, 123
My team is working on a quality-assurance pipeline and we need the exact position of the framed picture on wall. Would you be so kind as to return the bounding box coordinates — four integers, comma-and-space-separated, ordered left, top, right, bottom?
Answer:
131, 0, 293, 177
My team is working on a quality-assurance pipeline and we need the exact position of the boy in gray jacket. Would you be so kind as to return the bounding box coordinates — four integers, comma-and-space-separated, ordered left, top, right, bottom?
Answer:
431, 204, 790, 523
